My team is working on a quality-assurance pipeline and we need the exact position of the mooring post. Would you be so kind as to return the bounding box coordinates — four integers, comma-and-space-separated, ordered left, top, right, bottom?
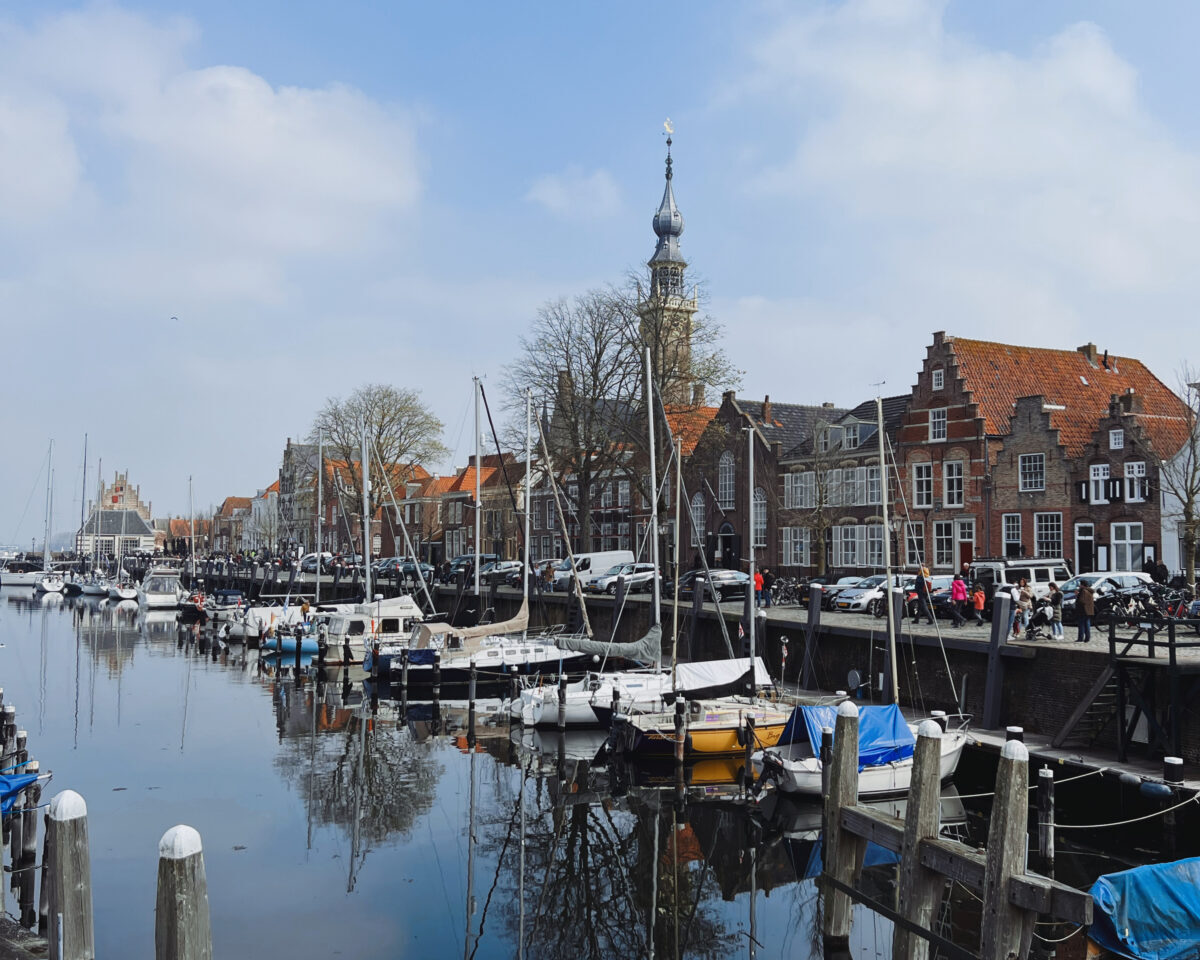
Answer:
9, 731, 27, 882
468, 660, 478, 711
982, 594, 1011, 730
893, 720, 944, 960
47, 790, 94, 960
1163, 756, 1183, 858
742, 715, 756, 798
823, 701, 863, 942
820, 726, 834, 800
557, 674, 568, 732
674, 697, 687, 767
399, 648, 409, 696
155, 825, 212, 960
432, 652, 442, 707
1037, 767, 1055, 878
39, 805, 49, 934
1005, 726, 1024, 742
19, 761, 41, 926
980, 739, 1033, 960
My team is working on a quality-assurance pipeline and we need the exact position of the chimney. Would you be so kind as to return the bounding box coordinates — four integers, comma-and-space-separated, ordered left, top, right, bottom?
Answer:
1122, 386, 1143, 414
692, 382, 705, 406
762, 395, 772, 424
822, 401, 836, 409
1077, 343, 1098, 365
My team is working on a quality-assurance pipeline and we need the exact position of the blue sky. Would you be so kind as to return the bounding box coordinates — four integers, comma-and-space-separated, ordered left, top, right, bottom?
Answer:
4, 0, 1200, 545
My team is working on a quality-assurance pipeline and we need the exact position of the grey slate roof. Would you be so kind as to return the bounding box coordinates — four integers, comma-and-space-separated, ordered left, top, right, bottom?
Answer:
738, 399, 851, 450
82, 510, 155, 537
779, 394, 910, 460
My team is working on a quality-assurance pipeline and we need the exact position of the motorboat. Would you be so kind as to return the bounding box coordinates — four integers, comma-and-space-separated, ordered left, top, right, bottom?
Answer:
751, 703, 966, 799
0, 560, 47, 588
318, 595, 427, 664
137, 567, 185, 609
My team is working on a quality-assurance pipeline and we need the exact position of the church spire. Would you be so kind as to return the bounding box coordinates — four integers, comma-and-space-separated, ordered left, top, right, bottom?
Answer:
649, 126, 685, 297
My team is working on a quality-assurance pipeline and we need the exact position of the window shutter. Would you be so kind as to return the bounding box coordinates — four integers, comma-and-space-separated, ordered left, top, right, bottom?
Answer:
783, 527, 793, 565
1078, 482, 1089, 504
1108, 478, 1124, 503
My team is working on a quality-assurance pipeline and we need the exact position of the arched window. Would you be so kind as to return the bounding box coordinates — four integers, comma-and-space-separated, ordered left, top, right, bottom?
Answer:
718, 452, 735, 509
691, 492, 705, 546
753, 488, 767, 548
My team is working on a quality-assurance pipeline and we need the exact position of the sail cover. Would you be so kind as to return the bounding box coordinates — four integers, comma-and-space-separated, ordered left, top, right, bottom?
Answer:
0, 773, 39, 815
557, 623, 662, 662
412, 598, 530, 646
1090, 857, 1200, 960
674, 656, 772, 693
784, 704, 915, 771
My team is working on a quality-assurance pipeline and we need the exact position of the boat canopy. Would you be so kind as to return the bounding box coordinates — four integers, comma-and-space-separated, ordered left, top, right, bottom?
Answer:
783, 703, 915, 771
1090, 857, 1200, 960
675, 656, 772, 695
411, 598, 529, 647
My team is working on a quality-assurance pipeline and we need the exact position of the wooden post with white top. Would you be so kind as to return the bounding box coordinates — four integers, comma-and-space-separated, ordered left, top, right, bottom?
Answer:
46, 790, 94, 960
155, 824, 212, 960
980, 739, 1034, 960
892, 721, 944, 960
822, 701, 865, 942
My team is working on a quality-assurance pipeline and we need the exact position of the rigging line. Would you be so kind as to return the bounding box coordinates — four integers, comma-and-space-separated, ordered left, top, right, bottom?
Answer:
1032, 924, 1084, 944
887, 433, 960, 707
424, 799, 462, 942
466, 770, 528, 960
477, 383, 526, 556
954, 765, 1108, 800
1048, 790, 1200, 830
8, 446, 50, 546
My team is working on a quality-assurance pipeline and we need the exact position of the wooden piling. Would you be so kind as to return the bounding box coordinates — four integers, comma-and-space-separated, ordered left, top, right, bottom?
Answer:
892, 721, 944, 960
432, 652, 442, 706
556, 674, 568, 732
46, 790, 94, 960
742, 715, 756, 797
18, 760, 38, 927
673, 697, 687, 766
980, 739, 1033, 960
468, 661, 478, 709
820, 726, 834, 800
822, 701, 864, 942
1037, 767, 1055, 878
155, 825, 212, 960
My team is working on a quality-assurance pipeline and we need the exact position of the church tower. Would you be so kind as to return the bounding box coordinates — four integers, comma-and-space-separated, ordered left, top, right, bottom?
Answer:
638, 131, 699, 405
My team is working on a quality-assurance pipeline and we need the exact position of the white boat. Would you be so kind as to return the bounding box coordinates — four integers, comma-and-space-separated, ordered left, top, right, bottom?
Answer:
2, 560, 47, 588
35, 574, 65, 594
108, 580, 138, 601
751, 703, 967, 798
137, 568, 185, 609
80, 575, 109, 597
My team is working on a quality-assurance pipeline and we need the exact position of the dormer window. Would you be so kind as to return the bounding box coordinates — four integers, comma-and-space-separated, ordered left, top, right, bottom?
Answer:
931, 368, 945, 391
817, 430, 830, 453
1109, 429, 1124, 450
844, 424, 859, 449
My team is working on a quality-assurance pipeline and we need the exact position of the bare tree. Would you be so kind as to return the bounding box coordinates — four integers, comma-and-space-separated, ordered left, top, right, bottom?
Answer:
309, 384, 447, 528
781, 419, 859, 577
1161, 367, 1200, 591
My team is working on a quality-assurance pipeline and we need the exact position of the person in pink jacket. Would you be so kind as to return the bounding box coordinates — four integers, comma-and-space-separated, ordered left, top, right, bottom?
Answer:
950, 573, 969, 627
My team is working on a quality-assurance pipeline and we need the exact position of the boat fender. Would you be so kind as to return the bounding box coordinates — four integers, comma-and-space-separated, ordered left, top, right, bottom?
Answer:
1139, 780, 1173, 800
736, 725, 746, 747
1118, 772, 1141, 789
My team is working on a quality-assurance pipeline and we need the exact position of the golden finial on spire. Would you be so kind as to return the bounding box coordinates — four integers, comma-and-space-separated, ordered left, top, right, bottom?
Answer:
663, 117, 674, 135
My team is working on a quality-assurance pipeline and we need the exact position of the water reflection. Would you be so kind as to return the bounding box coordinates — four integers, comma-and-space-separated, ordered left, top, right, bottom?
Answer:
0, 591, 1174, 959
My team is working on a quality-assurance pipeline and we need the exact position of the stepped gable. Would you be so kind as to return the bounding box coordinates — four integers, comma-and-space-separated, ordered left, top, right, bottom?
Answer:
948, 337, 1192, 458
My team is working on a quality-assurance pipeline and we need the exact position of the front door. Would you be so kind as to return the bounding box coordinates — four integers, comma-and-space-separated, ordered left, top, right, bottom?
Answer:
954, 518, 975, 571
1075, 523, 1095, 574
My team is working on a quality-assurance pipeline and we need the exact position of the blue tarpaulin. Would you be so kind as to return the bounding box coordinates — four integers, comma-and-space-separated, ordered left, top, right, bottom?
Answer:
0, 773, 39, 815
407, 649, 438, 665
781, 704, 915, 771
1089, 857, 1200, 960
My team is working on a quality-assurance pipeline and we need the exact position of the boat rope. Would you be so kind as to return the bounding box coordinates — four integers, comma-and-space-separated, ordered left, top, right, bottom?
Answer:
1047, 789, 1200, 830
954, 765, 1108, 800
1032, 924, 1085, 944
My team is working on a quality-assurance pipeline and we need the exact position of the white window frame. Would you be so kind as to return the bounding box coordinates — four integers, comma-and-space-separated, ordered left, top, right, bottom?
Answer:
752, 488, 767, 549
1090, 464, 1110, 505
1124, 461, 1146, 503
1034, 512, 1063, 558
1002, 513, 1022, 557
817, 430, 830, 453
618, 479, 630, 507
718, 452, 735, 509
1109, 429, 1125, 450
929, 408, 948, 442
913, 462, 933, 509
1112, 522, 1144, 572
931, 368, 945, 391
782, 527, 811, 566
866, 524, 884, 568
844, 424, 859, 449
933, 520, 954, 569
839, 525, 859, 567
690, 492, 705, 547
866, 465, 881, 506
1018, 454, 1045, 492
943, 460, 964, 508
905, 523, 925, 567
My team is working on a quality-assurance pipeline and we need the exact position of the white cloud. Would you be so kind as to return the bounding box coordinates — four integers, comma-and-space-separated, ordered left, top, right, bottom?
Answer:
729, 0, 1200, 380
525, 165, 621, 219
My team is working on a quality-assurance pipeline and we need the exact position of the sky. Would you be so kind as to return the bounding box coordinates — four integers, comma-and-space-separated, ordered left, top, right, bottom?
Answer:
5, 0, 1200, 546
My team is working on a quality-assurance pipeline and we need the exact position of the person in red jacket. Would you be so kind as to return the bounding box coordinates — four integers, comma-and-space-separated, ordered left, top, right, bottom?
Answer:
950, 573, 968, 627
754, 569, 764, 607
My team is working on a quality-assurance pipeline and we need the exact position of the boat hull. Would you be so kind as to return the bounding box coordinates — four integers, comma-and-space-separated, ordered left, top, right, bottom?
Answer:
610, 702, 793, 759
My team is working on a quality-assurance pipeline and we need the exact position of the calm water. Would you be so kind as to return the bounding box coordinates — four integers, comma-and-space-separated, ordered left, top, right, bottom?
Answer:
0, 590, 1178, 958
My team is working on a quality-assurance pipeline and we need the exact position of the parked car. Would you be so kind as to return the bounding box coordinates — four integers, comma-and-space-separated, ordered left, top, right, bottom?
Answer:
299, 552, 333, 573
678, 568, 751, 603
510, 558, 563, 587
833, 574, 906, 613
586, 562, 661, 595
482, 560, 523, 583
443, 554, 500, 583
551, 550, 635, 591
821, 576, 866, 610
400, 559, 435, 582
1059, 571, 1154, 623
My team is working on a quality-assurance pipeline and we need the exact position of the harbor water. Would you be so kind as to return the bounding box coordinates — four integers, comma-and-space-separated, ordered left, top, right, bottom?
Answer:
0, 590, 1191, 958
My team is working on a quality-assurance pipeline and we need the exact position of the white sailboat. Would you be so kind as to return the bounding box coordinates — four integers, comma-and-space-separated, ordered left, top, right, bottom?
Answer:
751, 396, 967, 797
36, 445, 64, 593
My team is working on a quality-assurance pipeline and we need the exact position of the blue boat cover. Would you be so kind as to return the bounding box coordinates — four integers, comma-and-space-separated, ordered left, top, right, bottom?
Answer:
1089, 857, 1200, 960
799, 837, 901, 880
407, 649, 438, 665
782, 704, 915, 771
0, 773, 39, 815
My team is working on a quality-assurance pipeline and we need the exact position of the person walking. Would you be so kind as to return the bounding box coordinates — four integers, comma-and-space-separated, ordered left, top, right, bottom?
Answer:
971, 582, 986, 626
762, 568, 775, 608
912, 567, 935, 625
950, 573, 968, 627
1077, 581, 1095, 643
754, 569, 764, 607
1006, 582, 1021, 637
1048, 582, 1064, 639
1015, 578, 1033, 637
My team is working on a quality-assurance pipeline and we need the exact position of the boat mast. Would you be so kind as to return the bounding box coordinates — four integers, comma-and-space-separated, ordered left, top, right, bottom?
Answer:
671, 437, 682, 689
747, 425, 756, 689
645, 348, 662, 661
79, 434, 87, 557
878, 396, 899, 704
93, 458, 102, 572
43, 441, 54, 569
523, 388, 532, 640
361, 420, 372, 604
315, 431, 323, 607
473, 376, 482, 598
188, 476, 195, 578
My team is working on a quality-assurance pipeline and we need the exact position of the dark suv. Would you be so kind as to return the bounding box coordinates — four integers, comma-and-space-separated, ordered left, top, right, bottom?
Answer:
678, 568, 751, 603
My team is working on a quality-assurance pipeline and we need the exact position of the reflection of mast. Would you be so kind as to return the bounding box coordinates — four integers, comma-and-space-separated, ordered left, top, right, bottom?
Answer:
74, 613, 81, 748
180, 636, 193, 752
463, 736, 478, 960
748, 822, 757, 959
348, 706, 367, 892
649, 796, 659, 960
39, 603, 49, 733
306, 682, 317, 853
518, 755, 525, 960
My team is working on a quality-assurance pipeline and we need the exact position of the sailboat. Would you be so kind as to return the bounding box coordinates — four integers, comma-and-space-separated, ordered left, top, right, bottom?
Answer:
750, 396, 967, 797
36, 445, 65, 593
79, 466, 111, 597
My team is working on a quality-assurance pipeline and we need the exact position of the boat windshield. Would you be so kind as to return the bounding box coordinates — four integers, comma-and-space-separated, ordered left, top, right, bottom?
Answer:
145, 577, 177, 592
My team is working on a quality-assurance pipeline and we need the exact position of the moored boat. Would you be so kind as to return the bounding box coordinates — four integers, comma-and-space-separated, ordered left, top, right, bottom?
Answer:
608, 696, 794, 759
137, 567, 185, 609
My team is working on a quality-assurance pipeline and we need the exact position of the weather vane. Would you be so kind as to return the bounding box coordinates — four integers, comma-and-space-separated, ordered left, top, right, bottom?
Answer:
663, 118, 674, 135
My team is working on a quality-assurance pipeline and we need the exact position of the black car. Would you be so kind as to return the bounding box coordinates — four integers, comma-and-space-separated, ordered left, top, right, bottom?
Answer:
677, 568, 751, 603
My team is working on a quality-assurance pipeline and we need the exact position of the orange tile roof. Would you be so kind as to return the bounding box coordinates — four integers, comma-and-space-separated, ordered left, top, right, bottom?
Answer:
448, 465, 497, 493
168, 518, 210, 537
665, 404, 719, 457
949, 337, 1192, 458
420, 476, 455, 497
265, 479, 280, 493
218, 496, 252, 516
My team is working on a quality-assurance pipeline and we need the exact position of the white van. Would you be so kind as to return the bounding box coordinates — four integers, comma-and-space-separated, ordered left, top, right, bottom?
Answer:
552, 550, 636, 591
968, 558, 1073, 602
